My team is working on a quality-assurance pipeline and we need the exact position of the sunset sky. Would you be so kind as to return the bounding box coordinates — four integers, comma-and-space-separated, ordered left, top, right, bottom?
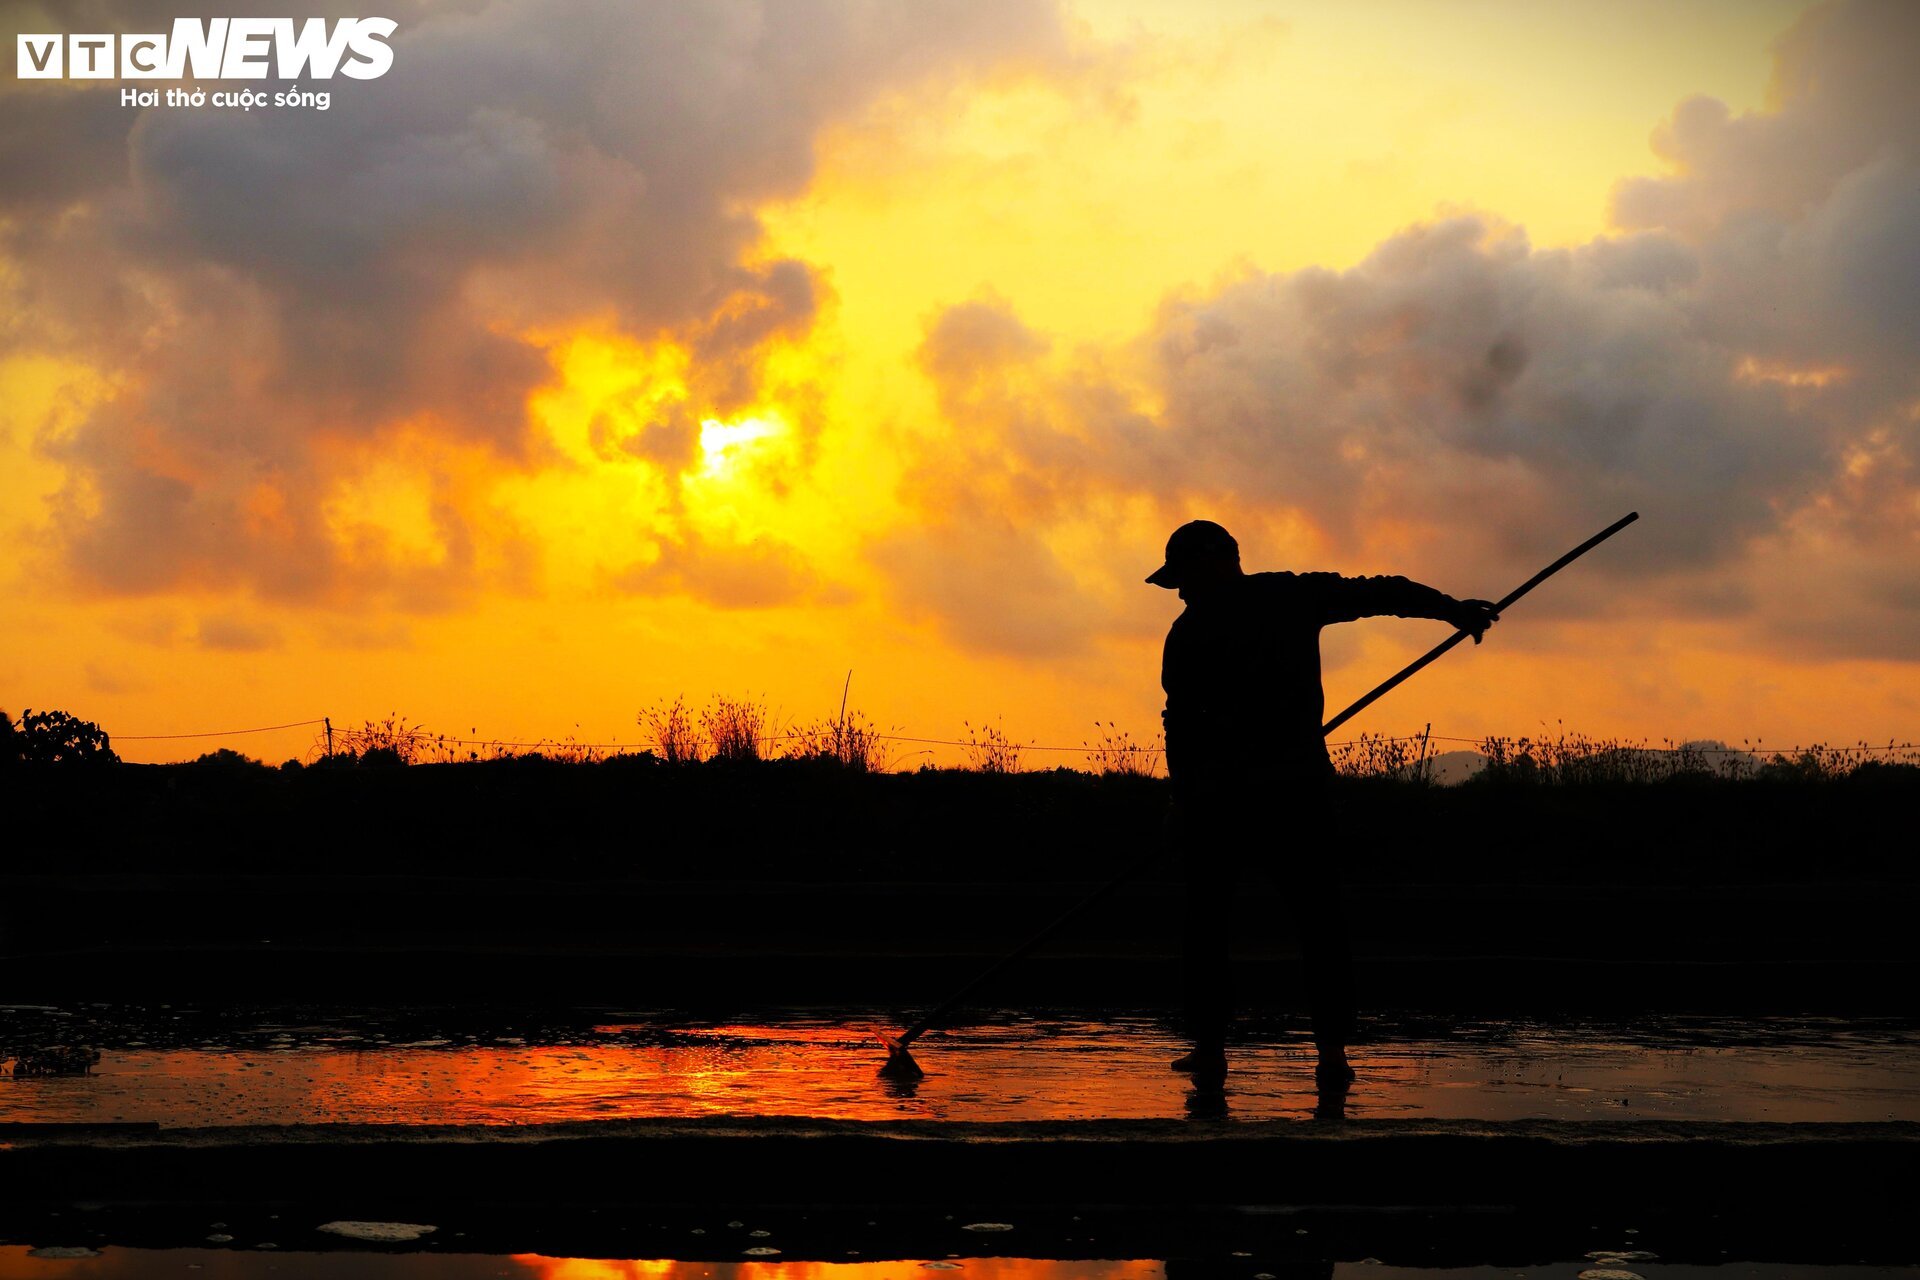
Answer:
2, 0, 1915, 765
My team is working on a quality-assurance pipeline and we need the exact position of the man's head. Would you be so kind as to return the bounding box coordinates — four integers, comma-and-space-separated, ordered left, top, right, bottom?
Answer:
1146, 520, 1242, 599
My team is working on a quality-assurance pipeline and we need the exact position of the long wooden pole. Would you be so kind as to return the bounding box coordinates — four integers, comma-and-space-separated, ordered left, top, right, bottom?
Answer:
1321, 511, 1639, 736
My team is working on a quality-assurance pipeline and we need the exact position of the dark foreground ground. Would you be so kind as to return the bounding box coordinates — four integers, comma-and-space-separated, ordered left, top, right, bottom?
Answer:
5, 759, 1918, 1010
6, 763, 1913, 1274
3, 1116, 1916, 1271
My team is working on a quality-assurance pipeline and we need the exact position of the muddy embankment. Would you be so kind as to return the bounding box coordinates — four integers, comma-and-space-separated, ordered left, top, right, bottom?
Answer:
3, 1117, 1916, 1232
5, 760, 1915, 1008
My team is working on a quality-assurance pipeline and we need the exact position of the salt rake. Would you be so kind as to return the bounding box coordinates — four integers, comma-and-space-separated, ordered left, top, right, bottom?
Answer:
875, 511, 1640, 1078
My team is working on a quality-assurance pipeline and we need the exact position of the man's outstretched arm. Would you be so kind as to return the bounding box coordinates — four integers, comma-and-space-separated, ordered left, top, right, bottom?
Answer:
1305, 572, 1501, 643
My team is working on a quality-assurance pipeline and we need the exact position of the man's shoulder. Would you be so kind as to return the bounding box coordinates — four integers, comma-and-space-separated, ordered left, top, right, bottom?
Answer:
1243, 571, 1356, 614
1246, 570, 1336, 592
1240, 572, 1320, 612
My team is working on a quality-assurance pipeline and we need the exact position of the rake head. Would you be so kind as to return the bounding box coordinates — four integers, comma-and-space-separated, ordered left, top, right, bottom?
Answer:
873, 1027, 925, 1079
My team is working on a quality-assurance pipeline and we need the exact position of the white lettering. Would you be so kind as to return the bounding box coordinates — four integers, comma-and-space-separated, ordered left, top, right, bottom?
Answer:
272, 17, 349, 79
219, 18, 275, 78
340, 16, 396, 80
19, 18, 393, 83
17, 34, 62, 78
121, 35, 165, 77
69, 34, 114, 79
161, 18, 230, 80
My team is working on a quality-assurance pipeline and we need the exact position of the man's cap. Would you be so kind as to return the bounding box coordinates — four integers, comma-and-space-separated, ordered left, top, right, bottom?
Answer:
1146, 519, 1239, 588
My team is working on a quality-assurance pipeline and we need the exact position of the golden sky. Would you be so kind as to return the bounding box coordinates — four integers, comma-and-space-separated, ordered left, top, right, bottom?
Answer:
2, 0, 1915, 764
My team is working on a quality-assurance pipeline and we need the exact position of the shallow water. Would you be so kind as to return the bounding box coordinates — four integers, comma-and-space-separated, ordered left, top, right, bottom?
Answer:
2, 1009, 1915, 1127
0, 1250, 1915, 1280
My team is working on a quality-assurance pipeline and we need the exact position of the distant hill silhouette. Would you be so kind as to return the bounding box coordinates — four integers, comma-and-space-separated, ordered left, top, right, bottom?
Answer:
1424, 750, 1486, 785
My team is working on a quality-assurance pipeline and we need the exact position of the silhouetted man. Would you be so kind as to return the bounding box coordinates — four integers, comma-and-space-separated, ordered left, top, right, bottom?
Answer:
1147, 519, 1497, 1089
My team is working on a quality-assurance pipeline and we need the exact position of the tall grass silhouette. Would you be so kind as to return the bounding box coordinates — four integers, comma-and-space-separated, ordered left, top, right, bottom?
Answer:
639, 697, 702, 764
1468, 722, 1917, 784
1083, 721, 1162, 777
1330, 732, 1432, 783
785, 709, 898, 772
345, 713, 431, 765
53, 696, 1900, 782
960, 719, 1024, 773
701, 696, 770, 763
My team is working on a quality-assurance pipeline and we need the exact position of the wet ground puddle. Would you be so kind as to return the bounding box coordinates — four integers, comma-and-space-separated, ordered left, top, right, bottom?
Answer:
3, 1009, 1916, 1126
1, 1249, 1915, 1279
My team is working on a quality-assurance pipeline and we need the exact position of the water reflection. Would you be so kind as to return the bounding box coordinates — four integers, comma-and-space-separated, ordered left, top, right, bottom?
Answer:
1312, 1079, 1350, 1122
2, 1012, 1916, 1128
515, 1261, 1163, 1280
0, 1248, 1915, 1280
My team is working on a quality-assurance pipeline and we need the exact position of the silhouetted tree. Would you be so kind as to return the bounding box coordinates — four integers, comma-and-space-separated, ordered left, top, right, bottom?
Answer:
8, 708, 119, 764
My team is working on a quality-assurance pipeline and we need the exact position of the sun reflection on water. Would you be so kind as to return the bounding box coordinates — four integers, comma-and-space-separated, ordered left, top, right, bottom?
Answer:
3, 1014, 1915, 1129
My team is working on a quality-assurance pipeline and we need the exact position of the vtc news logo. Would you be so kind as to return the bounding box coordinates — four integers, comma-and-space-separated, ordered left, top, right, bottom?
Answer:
17, 18, 396, 80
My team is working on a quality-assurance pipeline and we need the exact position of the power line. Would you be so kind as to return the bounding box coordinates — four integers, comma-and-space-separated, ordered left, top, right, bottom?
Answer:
319, 726, 1920, 757
116, 718, 325, 741
319, 729, 1170, 753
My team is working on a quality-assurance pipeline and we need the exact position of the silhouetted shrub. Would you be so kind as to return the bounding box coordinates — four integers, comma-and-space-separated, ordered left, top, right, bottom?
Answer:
784, 709, 898, 772
335, 713, 431, 764
191, 747, 267, 769
1845, 760, 1920, 787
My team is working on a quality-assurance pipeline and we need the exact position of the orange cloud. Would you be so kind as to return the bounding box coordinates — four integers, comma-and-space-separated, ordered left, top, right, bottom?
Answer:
3, 0, 1078, 608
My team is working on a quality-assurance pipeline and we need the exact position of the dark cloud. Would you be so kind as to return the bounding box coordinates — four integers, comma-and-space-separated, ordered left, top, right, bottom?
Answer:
918, 297, 1051, 397
0, 84, 133, 213
593, 401, 701, 475
3, 0, 1072, 601
1131, 215, 1839, 585
869, 516, 1097, 658
1606, 0, 1920, 423
686, 257, 825, 414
